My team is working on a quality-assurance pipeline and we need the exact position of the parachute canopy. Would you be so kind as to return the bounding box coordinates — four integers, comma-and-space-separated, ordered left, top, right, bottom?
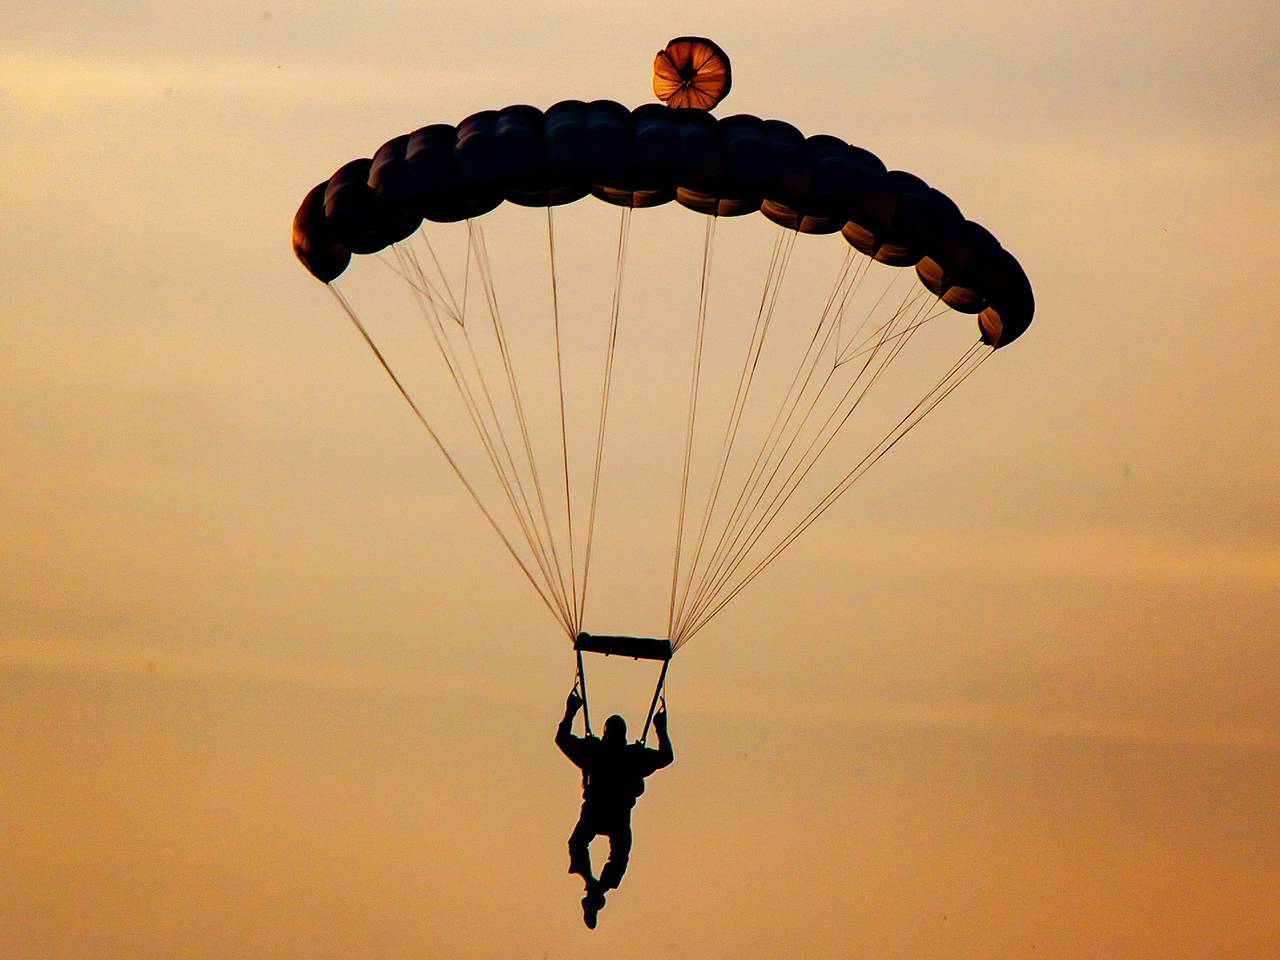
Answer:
292, 44, 1034, 651
652, 36, 732, 111
293, 101, 1033, 348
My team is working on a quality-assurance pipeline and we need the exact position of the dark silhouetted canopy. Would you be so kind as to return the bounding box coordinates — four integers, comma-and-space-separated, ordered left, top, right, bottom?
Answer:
293, 101, 1033, 347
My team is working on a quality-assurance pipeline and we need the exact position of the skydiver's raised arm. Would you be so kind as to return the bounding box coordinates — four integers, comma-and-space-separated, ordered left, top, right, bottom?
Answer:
556, 692, 590, 766
646, 707, 674, 772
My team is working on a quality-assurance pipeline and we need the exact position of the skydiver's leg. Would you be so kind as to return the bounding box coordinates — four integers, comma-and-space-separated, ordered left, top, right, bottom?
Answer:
572, 807, 608, 929
567, 807, 597, 882
597, 815, 633, 892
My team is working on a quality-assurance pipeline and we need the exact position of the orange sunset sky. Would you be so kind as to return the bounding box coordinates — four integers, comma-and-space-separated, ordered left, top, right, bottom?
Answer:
3, 2, 1278, 958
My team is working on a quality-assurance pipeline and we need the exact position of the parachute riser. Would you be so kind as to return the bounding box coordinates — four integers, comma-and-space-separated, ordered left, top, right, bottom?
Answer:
639, 659, 670, 745
574, 646, 592, 738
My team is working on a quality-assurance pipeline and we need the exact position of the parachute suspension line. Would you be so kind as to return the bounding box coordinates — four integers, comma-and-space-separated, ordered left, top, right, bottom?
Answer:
392, 241, 571, 619
459, 225, 473, 323
419, 231, 466, 324
396, 230, 576, 630
688, 247, 860, 593
831, 254, 903, 360
388, 243, 574, 629
721, 247, 870, 511
673, 246, 866, 641
836, 301, 953, 366
666, 215, 719, 638
381, 241, 578, 632
831, 250, 872, 361
683, 286, 932, 627
327, 283, 573, 637
379, 230, 465, 325
546, 207, 581, 632
832, 254, 883, 361
676, 281, 935, 642
674, 272, 928, 644
670, 227, 796, 635
467, 221, 578, 622
680, 238, 849, 632
576, 206, 633, 631
679, 341, 992, 645
721, 282, 933, 566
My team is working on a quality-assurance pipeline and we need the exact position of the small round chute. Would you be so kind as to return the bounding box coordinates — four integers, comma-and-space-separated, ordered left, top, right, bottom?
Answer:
652, 36, 731, 111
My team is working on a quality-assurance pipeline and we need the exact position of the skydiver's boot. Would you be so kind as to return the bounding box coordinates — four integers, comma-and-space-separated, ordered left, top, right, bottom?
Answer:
581, 880, 606, 929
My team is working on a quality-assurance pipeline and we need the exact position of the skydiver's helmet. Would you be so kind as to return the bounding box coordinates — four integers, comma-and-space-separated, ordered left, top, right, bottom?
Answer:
602, 715, 627, 746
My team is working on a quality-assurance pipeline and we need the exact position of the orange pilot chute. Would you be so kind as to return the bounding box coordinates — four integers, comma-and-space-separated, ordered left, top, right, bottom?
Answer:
652, 36, 731, 111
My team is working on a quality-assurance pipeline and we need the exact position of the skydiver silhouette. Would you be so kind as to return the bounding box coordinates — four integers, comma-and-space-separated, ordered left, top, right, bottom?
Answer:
556, 691, 673, 929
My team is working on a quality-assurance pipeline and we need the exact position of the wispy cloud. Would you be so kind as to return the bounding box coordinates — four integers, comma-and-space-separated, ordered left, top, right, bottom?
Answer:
880, 522, 1280, 588
0, 52, 466, 113
0, 635, 466, 695
690, 682, 1280, 753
